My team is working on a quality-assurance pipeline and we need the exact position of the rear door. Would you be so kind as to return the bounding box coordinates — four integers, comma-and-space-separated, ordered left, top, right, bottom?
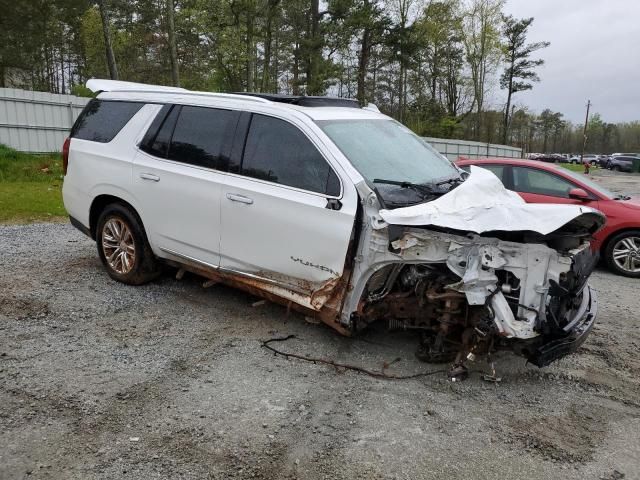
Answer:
133, 104, 239, 266
218, 113, 357, 293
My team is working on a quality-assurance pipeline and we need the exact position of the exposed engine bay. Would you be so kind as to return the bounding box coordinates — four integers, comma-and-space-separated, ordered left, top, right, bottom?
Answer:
338, 171, 604, 380
345, 228, 598, 380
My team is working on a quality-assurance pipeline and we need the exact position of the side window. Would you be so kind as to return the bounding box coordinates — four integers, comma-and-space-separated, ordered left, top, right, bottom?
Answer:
479, 164, 505, 182
141, 105, 179, 158
241, 114, 340, 196
71, 99, 143, 143
167, 106, 238, 169
512, 167, 575, 198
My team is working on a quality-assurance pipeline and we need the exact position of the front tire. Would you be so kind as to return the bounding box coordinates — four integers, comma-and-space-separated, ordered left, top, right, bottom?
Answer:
605, 230, 640, 278
96, 203, 160, 285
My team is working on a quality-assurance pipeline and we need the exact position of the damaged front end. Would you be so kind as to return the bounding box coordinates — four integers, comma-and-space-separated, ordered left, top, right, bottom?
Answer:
339, 167, 604, 378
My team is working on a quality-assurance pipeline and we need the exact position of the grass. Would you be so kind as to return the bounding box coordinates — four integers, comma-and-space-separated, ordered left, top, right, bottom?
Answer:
560, 163, 588, 173
0, 144, 66, 223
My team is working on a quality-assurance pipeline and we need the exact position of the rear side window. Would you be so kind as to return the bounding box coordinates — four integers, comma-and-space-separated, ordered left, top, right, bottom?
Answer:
71, 99, 143, 143
141, 105, 180, 159
167, 106, 238, 169
241, 114, 340, 196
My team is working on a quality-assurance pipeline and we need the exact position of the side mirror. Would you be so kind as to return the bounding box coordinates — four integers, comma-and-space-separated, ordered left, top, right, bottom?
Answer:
568, 188, 591, 201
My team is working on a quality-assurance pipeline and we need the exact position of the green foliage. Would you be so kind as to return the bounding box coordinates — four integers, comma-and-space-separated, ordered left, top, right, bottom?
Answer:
70, 84, 94, 97
0, 145, 65, 223
500, 15, 549, 94
0, 182, 66, 223
0, 145, 63, 182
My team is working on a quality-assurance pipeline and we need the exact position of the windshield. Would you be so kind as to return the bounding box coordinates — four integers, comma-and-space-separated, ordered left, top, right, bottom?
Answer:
317, 119, 460, 185
555, 167, 617, 199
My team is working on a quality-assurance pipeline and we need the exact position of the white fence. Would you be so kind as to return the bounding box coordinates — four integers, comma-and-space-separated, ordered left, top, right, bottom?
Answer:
424, 137, 522, 161
0, 88, 90, 153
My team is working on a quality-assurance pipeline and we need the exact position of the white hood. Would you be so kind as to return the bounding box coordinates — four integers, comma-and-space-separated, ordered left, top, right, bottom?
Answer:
379, 166, 603, 235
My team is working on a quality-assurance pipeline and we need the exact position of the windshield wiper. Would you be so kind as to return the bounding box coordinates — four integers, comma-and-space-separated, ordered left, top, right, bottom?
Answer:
372, 178, 439, 195
614, 194, 631, 200
435, 176, 463, 187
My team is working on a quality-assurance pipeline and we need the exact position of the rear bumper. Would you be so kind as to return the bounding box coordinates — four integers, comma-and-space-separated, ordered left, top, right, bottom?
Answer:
69, 215, 92, 239
526, 285, 597, 367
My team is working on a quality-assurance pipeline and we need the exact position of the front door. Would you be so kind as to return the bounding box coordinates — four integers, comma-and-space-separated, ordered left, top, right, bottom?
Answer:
219, 113, 357, 293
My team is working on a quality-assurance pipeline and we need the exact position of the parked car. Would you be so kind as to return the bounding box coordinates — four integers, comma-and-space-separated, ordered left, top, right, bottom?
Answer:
569, 154, 600, 166
535, 153, 567, 163
63, 80, 604, 378
611, 153, 640, 158
607, 155, 637, 172
457, 158, 640, 277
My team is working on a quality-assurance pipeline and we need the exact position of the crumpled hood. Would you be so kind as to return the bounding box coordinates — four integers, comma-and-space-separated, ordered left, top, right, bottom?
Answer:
379, 166, 604, 235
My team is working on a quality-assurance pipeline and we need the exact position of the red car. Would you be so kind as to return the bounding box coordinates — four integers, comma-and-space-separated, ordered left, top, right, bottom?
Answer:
456, 158, 640, 278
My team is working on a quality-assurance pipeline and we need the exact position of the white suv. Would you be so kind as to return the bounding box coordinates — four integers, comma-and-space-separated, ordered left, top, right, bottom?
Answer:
63, 80, 604, 379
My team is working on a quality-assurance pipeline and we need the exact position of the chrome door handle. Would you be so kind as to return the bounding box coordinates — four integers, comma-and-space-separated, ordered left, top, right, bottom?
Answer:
226, 193, 253, 205
140, 172, 160, 182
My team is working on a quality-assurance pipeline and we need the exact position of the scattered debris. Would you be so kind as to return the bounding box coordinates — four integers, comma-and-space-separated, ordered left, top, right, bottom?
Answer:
175, 268, 185, 280
202, 279, 217, 288
252, 300, 266, 307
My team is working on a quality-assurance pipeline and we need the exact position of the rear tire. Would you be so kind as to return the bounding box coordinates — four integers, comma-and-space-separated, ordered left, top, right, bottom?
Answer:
604, 230, 640, 278
96, 203, 160, 285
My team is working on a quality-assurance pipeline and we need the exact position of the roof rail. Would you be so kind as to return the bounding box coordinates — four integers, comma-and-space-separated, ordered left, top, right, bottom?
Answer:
236, 92, 361, 108
85, 79, 272, 104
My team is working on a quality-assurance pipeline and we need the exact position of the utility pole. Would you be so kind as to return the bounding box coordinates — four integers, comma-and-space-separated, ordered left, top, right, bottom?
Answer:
580, 100, 591, 164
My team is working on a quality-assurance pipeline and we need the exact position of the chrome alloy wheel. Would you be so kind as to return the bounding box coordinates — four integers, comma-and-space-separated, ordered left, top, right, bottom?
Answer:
101, 218, 136, 274
612, 236, 640, 274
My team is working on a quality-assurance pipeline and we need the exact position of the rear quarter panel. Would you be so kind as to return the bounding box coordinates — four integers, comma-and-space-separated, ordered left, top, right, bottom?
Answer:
62, 104, 159, 228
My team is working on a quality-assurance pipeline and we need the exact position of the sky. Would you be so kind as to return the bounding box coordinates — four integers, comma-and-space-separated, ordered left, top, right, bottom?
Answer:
497, 0, 640, 124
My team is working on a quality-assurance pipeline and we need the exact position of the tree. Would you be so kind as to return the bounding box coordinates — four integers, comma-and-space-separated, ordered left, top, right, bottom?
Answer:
166, 0, 180, 87
462, 0, 503, 140
96, 0, 118, 80
500, 15, 549, 143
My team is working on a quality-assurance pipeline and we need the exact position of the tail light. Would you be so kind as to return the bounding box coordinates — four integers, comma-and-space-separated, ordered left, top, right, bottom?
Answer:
62, 137, 70, 175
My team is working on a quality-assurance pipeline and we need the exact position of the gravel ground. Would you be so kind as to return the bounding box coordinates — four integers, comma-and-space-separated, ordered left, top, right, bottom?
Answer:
1, 170, 639, 480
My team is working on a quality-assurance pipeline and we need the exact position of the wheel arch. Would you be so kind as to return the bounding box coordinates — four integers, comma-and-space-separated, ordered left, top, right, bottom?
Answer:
600, 227, 640, 256
89, 195, 145, 240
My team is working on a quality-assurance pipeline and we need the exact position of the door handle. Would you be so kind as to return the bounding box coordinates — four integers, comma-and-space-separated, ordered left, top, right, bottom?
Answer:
226, 193, 254, 205
140, 172, 160, 182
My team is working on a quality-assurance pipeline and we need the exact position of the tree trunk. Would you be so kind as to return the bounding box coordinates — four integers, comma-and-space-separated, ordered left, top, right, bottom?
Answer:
246, 14, 254, 91
97, 0, 119, 80
261, 0, 279, 92
292, 42, 300, 95
60, 44, 66, 93
166, 0, 180, 87
502, 80, 513, 144
306, 0, 322, 95
356, 28, 371, 105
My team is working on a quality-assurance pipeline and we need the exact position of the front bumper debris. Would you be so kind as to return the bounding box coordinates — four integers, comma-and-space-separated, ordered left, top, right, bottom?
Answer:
525, 285, 597, 367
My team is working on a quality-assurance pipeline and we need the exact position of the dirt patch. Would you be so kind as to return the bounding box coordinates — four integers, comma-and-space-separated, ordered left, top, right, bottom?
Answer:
502, 406, 607, 463
0, 296, 49, 320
